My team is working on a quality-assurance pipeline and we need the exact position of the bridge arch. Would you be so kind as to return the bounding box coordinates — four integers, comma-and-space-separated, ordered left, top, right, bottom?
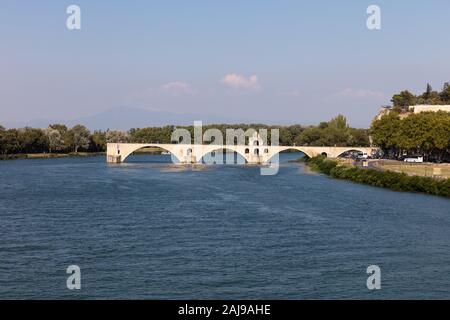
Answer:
198, 146, 248, 164
265, 147, 315, 164
335, 148, 371, 158
120, 144, 182, 163
269, 147, 316, 160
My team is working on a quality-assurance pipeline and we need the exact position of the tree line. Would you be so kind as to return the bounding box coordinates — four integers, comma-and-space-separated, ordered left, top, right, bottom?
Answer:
371, 111, 450, 162
0, 124, 104, 155
129, 115, 369, 146
0, 115, 370, 155
391, 82, 450, 112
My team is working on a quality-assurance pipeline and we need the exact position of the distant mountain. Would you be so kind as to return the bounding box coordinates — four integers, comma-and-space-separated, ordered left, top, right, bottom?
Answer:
5, 107, 254, 130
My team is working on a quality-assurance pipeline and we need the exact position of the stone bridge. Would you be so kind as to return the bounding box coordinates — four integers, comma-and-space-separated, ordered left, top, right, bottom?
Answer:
106, 143, 378, 164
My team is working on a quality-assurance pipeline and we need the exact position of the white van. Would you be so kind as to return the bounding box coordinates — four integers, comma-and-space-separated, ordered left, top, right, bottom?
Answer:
404, 156, 423, 163
357, 152, 369, 159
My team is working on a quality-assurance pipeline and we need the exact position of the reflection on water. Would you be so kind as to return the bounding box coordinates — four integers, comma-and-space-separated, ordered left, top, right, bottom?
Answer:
157, 164, 213, 173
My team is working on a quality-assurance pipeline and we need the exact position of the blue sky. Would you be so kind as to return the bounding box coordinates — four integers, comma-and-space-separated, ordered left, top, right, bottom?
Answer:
1, 0, 450, 127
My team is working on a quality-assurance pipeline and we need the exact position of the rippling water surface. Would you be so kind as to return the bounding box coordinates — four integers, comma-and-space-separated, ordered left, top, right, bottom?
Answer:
1, 153, 450, 299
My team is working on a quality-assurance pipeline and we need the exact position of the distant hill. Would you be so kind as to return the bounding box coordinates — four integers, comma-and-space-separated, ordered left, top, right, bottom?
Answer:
5, 107, 253, 130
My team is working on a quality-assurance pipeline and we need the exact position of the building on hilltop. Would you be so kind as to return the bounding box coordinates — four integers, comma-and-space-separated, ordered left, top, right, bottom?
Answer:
408, 105, 450, 114
375, 104, 450, 121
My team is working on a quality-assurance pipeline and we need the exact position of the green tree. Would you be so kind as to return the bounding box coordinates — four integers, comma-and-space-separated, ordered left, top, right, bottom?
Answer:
1, 129, 20, 154
328, 114, 348, 130
422, 112, 450, 162
106, 130, 130, 143
371, 111, 450, 162
391, 90, 416, 112
17, 127, 48, 153
90, 131, 106, 152
69, 125, 91, 153
47, 124, 70, 152
371, 112, 403, 158
425, 83, 433, 100
49, 124, 68, 134
45, 127, 64, 153
296, 126, 322, 146
279, 128, 293, 146
294, 115, 367, 147
0, 126, 6, 155
349, 128, 370, 146
440, 82, 450, 103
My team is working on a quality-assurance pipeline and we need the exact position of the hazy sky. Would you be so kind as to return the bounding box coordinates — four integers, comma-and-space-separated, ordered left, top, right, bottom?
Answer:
1, 0, 450, 127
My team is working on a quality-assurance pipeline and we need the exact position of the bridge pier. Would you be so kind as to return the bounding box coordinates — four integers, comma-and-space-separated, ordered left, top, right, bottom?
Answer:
107, 155, 121, 163
246, 155, 269, 164
181, 155, 197, 164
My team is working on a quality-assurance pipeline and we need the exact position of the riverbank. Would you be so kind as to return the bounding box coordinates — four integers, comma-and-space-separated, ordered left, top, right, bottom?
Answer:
304, 156, 450, 198
0, 147, 167, 161
0, 152, 105, 161
373, 160, 450, 179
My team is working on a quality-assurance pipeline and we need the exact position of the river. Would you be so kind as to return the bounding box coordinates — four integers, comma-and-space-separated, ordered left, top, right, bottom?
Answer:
1, 153, 449, 299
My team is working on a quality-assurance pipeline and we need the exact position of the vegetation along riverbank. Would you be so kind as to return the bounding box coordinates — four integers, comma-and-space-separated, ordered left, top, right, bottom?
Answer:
304, 156, 450, 198
0, 152, 105, 161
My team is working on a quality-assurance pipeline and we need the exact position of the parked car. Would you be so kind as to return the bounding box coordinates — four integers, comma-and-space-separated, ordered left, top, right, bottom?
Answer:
404, 156, 424, 163
356, 152, 369, 160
